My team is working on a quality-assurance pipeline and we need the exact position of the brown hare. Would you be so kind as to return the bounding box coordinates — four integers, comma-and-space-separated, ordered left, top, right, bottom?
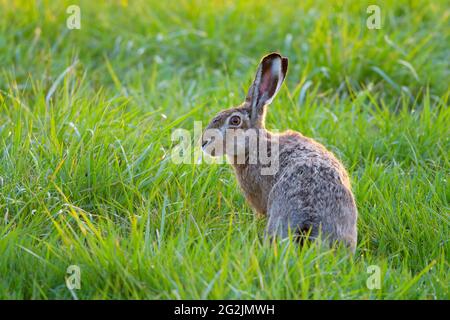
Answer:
201, 53, 358, 252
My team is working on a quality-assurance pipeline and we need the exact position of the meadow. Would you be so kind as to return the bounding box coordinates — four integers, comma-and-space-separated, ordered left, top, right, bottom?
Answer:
0, 0, 448, 299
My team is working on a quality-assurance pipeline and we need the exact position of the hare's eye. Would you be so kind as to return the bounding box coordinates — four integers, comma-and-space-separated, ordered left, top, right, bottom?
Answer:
229, 115, 241, 126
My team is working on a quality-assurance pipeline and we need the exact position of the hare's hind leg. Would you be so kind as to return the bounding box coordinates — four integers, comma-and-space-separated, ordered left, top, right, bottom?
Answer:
265, 208, 319, 244
265, 178, 319, 243
265, 214, 289, 240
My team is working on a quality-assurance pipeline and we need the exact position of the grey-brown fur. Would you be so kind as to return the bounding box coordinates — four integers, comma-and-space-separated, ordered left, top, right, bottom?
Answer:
202, 53, 357, 251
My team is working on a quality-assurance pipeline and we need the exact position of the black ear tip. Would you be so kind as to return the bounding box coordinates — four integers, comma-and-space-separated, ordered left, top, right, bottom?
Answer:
262, 52, 288, 65
262, 52, 279, 61
264, 52, 282, 59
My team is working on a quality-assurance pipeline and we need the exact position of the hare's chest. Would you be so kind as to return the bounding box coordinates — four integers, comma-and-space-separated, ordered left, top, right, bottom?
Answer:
233, 166, 274, 216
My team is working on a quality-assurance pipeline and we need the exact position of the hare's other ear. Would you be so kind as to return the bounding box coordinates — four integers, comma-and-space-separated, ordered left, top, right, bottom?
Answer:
246, 53, 288, 123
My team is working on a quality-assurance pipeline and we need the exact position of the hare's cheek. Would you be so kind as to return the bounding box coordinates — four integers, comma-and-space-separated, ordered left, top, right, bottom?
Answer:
236, 138, 248, 154
226, 139, 246, 156
223, 133, 247, 157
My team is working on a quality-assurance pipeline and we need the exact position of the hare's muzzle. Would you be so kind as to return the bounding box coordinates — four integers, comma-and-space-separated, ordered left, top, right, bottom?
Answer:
201, 138, 213, 155
201, 137, 219, 157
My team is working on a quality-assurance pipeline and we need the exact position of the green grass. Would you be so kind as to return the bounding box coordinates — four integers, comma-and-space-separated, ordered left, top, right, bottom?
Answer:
0, 0, 449, 299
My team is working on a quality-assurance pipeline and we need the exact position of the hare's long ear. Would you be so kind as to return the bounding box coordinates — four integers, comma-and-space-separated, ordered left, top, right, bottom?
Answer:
245, 53, 288, 124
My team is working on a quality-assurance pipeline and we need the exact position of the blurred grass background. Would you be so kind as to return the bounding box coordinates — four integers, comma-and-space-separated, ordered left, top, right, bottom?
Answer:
0, 0, 448, 299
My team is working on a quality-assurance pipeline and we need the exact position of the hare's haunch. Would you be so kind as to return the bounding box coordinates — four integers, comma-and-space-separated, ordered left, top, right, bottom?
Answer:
202, 53, 357, 251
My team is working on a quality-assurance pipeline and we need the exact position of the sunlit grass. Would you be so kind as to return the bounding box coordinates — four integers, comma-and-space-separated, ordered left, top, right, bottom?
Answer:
0, 0, 448, 299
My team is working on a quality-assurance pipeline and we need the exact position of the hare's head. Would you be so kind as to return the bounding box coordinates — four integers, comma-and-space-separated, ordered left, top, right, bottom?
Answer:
202, 53, 288, 157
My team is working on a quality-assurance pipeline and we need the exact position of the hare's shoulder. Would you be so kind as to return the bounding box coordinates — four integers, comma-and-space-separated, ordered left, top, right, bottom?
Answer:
276, 130, 351, 187
278, 130, 334, 163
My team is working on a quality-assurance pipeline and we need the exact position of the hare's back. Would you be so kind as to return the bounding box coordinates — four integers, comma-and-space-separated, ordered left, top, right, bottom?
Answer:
276, 131, 351, 189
